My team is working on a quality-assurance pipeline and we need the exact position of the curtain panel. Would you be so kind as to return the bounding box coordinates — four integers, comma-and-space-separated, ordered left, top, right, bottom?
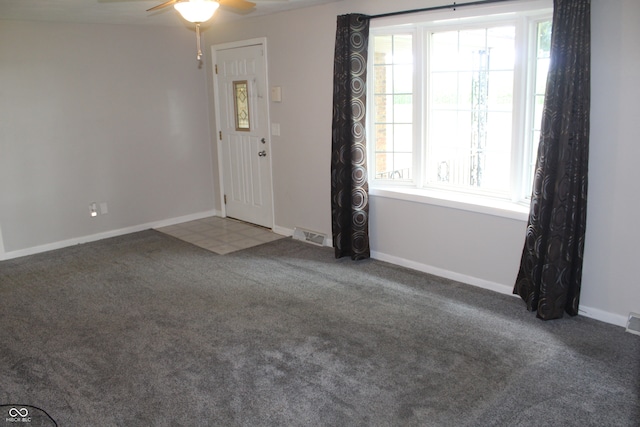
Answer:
331, 14, 371, 260
514, 0, 591, 320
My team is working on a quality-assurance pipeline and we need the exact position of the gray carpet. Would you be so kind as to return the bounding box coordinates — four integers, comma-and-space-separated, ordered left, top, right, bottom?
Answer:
0, 230, 638, 426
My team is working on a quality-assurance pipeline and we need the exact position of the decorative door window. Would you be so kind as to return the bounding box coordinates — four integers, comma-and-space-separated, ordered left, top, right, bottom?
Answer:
233, 80, 250, 131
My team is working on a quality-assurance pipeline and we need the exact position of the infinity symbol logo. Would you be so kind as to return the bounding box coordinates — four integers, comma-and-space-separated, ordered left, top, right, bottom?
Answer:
8, 407, 29, 417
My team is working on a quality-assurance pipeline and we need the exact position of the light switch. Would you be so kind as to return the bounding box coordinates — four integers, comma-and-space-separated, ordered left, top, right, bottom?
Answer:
271, 86, 282, 103
271, 123, 281, 136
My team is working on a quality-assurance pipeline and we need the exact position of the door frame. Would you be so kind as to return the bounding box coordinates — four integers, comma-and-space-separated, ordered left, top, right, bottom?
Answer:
211, 37, 275, 228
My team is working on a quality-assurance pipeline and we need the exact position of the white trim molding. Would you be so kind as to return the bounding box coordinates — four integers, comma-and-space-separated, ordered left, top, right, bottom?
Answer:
372, 249, 628, 328
372, 250, 514, 295
0, 210, 218, 261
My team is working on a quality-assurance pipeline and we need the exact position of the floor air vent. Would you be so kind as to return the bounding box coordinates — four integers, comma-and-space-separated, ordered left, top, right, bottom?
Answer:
626, 312, 640, 336
292, 227, 326, 246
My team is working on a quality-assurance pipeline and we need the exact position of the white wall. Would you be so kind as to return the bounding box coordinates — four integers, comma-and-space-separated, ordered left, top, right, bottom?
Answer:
0, 20, 215, 258
203, 0, 640, 326
582, 0, 640, 324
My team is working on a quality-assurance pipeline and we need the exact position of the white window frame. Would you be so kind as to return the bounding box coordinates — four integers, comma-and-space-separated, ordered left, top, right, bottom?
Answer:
367, 0, 552, 220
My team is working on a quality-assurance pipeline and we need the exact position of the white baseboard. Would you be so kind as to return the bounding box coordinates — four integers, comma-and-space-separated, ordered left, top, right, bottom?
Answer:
578, 305, 628, 328
150, 210, 220, 229
0, 210, 218, 261
272, 225, 294, 237
371, 250, 514, 296
371, 250, 626, 328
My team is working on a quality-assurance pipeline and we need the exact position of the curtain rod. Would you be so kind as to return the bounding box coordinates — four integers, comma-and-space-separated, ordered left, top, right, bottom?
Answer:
369, 0, 516, 20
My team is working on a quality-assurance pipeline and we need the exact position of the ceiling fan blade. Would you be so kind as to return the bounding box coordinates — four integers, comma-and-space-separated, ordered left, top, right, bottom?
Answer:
218, 0, 257, 11
146, 0, 180, 12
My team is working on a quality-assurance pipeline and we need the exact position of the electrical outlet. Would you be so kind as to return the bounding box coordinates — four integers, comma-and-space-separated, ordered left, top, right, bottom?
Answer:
100, 202, 108, 215
89, 203, 98, 217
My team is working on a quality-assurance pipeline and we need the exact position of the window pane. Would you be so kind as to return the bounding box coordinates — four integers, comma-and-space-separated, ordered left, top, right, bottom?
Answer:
431, 72, 459, 107
394, 64, 413, 93
458, 72, 473, 109
373, 35, 393, 64
429, 110, 460, 146
375, 152, 394, 179
534, 95, 545, 128
426, 25, 515, 195
375, 152, 412, 180
375, 124, 393, 152
531, 130, 541, 163
537, 21, 552, 58
233, 81, 250, 131
487, 27, 516, 70
374, 65, 393, 94
393, 94, 413, 123
426, 145, 473, 186
393, 34, 413, 63
525, 20, 552, 196
486, 111, 513, 152
393, 153, 413, 180
372, 33, 414, 182
459, 29, 488, 70
431, 31, 459, 71
374, 95, 394, 122
479, 148, 510, 191
487, 71, 513, 110
536, 58, 550, 93
394, 124, 413, 152
525, 129, 541, 193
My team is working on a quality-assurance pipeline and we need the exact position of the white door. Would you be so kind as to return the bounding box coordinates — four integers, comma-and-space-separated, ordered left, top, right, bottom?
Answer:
214, 42, 273, 228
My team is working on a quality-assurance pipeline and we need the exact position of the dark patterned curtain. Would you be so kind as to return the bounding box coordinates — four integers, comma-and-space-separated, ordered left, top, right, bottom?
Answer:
331, 14, 371, 260
514, 0, 590, 320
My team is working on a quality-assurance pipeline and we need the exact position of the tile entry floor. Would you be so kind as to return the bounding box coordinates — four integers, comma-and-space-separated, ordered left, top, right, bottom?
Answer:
155, 216, 285, 255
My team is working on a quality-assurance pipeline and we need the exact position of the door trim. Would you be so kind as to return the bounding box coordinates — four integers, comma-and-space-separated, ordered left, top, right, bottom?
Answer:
211, 37, 275, 228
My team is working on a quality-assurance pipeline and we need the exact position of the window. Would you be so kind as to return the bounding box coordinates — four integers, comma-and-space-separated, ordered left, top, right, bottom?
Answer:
369, 4, 552, 211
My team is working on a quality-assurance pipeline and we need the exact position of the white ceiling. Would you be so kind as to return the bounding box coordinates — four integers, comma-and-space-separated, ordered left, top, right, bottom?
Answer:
0, 0, 340, 27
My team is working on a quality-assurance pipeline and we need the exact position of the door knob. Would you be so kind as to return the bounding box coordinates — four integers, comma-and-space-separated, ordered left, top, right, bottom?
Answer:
258, 150, 267, 157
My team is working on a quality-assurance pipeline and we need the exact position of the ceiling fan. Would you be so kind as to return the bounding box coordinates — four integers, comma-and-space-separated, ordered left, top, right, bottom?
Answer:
146, 0, 257, 15
146, 0, 257, 60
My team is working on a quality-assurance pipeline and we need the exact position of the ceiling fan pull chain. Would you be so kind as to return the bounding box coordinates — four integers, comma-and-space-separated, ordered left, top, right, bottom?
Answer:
196, 23, 203, 61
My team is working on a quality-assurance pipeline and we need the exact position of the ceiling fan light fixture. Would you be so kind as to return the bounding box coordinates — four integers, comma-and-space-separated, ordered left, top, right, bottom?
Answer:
174, 0, 220, 23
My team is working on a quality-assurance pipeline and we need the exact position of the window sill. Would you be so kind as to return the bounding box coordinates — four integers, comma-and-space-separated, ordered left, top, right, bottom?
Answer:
369, 186, 530, 222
